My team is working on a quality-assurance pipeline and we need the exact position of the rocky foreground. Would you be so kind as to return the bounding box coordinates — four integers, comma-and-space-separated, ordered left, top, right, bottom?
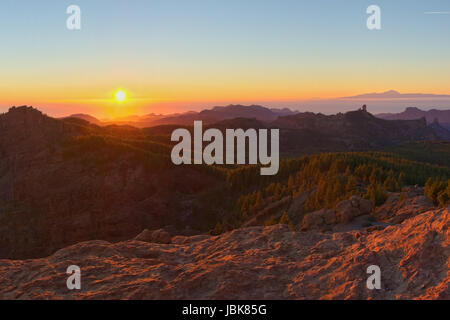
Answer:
0, 207, 448, 300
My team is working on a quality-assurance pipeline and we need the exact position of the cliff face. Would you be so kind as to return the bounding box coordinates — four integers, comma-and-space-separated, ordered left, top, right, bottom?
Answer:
0, 207, 448, 300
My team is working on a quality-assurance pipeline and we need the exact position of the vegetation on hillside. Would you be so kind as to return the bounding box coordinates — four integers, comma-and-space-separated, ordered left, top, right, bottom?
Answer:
217, 152, 450, 232
382, 142, 450, 167
425, 177, 450, 207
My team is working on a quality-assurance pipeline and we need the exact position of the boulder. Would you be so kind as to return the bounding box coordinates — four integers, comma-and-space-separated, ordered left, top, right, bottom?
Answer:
134, 229, 171, 244
300, 209, 335, 230
335, 196, 373, 223
301, 196, 373, 230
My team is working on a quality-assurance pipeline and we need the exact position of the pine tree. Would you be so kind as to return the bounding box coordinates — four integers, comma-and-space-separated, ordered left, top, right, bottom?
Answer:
255, 191, 265, 211
212, 222, 223, 235
288, 175, 294, 189
264, 216, 278, 226
398, 172, 406, 187
425, 178, 446, 205
365, 182, 387, 206
383, 175, 399, 192
279, 211, 295, 230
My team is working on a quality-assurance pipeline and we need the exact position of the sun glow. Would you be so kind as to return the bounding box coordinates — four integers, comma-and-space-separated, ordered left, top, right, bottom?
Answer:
114, 90, 127, 103
103, 89, 136, 119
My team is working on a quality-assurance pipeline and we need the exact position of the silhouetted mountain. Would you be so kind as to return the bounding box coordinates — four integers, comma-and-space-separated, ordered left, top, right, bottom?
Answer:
65, 113, 102, 125
344, 90, 450, 99
0, 106, 227, 259
216, 108, 440, 156
270, 107, 298, 116
429, 120, 450, 140
150, 104, 297, 126
93, 105, 298, 128
140, 107, 442, 156
377, 107, 450, 130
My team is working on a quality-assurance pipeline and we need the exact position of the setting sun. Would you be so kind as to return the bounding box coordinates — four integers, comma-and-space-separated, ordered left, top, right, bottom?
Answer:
114, 90, 127, 103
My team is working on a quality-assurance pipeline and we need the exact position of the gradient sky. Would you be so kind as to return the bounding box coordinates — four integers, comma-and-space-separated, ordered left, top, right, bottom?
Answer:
1, 0, 450, 117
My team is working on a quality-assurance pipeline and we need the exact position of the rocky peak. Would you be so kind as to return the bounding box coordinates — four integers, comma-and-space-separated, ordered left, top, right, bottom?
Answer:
0, 106, 58, 133
0, 106, 87, 155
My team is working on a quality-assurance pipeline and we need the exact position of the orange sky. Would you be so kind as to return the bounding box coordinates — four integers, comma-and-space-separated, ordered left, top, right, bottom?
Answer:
2, 1, 450, 118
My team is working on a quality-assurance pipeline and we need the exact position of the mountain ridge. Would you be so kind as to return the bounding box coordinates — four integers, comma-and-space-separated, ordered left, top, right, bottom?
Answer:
68, 104, 299, 128
377, 107, 450, 131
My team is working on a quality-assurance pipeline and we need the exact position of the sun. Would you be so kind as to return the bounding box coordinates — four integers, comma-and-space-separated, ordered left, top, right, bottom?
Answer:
114, 90, 127, 103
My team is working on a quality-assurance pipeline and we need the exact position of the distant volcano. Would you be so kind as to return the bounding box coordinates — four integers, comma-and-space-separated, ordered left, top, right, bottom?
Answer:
342, 90, 450, 100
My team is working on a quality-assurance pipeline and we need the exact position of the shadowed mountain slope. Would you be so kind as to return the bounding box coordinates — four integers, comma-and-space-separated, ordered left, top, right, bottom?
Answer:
0, 106, 227, 259
377, 107, 450, 130
217, 108, 440, 156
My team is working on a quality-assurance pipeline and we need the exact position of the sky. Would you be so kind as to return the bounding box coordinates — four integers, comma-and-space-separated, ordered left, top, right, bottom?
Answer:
0, 0, 450, 118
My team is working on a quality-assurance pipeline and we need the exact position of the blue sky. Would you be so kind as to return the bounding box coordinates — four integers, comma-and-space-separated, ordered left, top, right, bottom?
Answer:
0, 0, 449, 116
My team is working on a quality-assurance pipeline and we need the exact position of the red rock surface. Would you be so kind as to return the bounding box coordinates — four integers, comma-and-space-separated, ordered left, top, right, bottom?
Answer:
0, 208, 448, 300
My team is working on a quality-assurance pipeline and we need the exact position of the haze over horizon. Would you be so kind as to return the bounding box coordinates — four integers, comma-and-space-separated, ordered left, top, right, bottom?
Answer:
4, 89, 450, 120
1, 0, 450, 117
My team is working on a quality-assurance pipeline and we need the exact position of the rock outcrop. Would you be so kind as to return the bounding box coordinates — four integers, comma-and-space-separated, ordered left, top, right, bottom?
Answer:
374, 186, 433, 224
0, 207, 447, 300
300, 196, 373, 230
134, 229, 172, 244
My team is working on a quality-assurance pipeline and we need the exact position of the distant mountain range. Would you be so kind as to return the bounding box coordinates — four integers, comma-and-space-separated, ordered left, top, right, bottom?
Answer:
63, 113, 103, 125
132, 106, 450, 155
209, 108, 444, 156
68, 105, 298, 128
342, 90, 450, 100
67, 104, 450, 143
376, 107, 450, 130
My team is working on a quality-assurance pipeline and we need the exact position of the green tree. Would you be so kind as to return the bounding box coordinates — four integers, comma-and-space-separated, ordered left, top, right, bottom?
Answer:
365, 183, 387, 206
264, 216, 278, 226
211, 222, 223, 235
288, 175, 295, 189
279, 211, 295, 230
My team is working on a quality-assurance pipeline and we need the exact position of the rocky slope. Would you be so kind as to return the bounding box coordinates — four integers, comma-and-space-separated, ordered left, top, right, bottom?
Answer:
0, 207, 447, 300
